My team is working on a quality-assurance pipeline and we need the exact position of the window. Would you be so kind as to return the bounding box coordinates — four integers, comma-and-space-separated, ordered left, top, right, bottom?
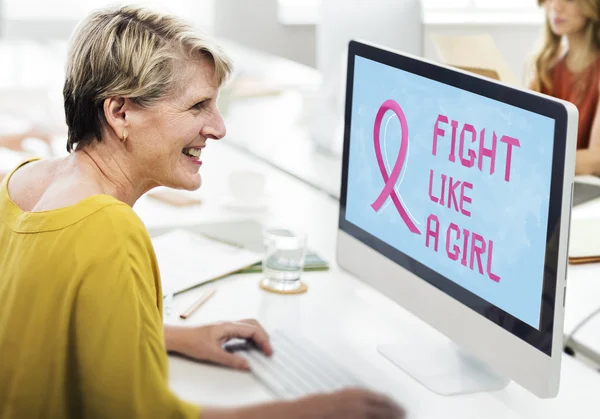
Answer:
0, 0, 214, 37
277, 0, 542, 25
425, 0, 542, 24
421, 0, 471, 8
276, 0, 320, 25
2, 0, 209, 19
423, 0, 538, 9
473, 0, 538, 8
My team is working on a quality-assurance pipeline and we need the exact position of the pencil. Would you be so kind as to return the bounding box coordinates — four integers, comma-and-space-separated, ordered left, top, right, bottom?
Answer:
179, 288, 217, 319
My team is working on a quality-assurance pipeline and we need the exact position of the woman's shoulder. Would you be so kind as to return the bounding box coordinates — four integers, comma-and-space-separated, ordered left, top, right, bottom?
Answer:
82, 201, 151, 247
5, 158, 52, 209
74, 203, 158, 279
5, 157, 149, 238
6, 157, 101, 213
592, 53, 600, 75
549, 54, 567, 74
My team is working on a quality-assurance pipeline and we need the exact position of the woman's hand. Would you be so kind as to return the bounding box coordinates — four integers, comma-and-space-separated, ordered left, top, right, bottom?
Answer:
202, 388, 406, 419
164, 319, 273, 369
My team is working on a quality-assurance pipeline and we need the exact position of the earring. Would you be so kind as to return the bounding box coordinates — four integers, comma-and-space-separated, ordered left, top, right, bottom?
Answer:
121, 131, 128, 143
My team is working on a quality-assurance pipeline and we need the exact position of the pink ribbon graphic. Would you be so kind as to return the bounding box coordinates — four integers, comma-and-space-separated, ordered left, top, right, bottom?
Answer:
371, 99, 421, 235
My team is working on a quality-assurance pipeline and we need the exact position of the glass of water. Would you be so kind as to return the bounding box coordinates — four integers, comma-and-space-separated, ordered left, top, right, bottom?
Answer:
262, 227, 307, 292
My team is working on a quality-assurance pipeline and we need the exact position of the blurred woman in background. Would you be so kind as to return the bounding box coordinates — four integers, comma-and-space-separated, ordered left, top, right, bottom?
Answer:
531, 0, 600, 175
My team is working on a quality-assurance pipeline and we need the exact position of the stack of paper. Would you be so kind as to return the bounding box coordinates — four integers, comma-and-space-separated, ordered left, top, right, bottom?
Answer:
569, 218, 600, 264
429, 33, 518, 86
151, 229, 263, 295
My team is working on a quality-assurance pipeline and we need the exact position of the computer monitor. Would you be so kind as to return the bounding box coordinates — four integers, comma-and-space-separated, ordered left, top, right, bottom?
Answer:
337, 40, 577, 398
311, 0, 423, 155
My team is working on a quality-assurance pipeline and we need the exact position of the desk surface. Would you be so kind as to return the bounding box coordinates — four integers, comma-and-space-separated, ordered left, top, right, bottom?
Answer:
221, 79, 600, 356
164, 266, 600, 419
562, 177, 600, 366
223, 91, 343, 200
131, 141, 600, 418
1, 117, 599, 418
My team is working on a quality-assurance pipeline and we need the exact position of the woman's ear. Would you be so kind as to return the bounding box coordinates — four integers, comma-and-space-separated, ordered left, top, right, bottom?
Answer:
103, 97, 129, 139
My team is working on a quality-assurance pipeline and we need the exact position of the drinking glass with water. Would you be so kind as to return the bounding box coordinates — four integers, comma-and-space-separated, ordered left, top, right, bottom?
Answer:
262, 227, 307, 292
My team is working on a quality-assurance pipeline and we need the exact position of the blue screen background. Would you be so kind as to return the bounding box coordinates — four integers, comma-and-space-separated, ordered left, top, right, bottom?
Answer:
346, 56, 555, 329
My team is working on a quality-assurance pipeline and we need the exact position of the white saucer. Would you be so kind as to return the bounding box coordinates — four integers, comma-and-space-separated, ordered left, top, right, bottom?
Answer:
221, 197, 268, 211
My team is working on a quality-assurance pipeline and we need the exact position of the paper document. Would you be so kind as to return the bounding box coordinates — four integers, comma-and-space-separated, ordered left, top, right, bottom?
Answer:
152, 229, 263, 295
569, 218, 600, 263
430, 33, 518, 86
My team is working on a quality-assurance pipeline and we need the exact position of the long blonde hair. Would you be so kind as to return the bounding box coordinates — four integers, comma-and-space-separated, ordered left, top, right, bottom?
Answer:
531, 0, 600, 93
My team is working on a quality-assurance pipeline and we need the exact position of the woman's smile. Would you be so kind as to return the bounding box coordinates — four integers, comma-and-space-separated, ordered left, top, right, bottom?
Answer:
182, 146, 203, 166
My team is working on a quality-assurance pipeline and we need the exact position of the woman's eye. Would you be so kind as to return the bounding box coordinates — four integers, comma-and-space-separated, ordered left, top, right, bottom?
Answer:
193, 100, 208, 109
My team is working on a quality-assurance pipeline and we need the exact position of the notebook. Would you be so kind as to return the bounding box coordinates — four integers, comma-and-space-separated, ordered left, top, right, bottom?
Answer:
187, 219, 330, 273
148, 220, 330, 280
151, 229, 263, 295
568, 218, 600, 264
237, 251, 329, 274
572, 181, 600, 207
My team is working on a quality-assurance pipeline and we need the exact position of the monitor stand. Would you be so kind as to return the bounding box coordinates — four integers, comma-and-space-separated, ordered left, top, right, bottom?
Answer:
377, 341, 510, 395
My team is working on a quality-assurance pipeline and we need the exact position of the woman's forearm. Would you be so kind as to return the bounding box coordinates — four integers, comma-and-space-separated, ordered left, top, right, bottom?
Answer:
164, 324, 187, 353
575, 148, 600, 176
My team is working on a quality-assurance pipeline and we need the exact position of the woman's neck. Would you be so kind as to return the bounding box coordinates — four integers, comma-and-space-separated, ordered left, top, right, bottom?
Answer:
68, 144, 153, 207
566, 31, 597, 73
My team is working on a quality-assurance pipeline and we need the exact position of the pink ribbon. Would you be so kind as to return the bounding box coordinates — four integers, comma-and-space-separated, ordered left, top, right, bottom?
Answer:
371, 99, 421, 235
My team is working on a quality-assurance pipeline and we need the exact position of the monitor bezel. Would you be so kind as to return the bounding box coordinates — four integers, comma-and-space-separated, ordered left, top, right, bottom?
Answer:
338, 40, 568, 357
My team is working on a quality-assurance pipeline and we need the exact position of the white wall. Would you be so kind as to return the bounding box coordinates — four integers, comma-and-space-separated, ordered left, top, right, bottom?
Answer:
213, 0, 316, 68
0, 0, 215, 40
212, 0, 543, 87
0, 0, 543, 86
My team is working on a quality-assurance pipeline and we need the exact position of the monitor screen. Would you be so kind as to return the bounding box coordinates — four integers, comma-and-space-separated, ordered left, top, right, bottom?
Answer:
340, 50, 567, 354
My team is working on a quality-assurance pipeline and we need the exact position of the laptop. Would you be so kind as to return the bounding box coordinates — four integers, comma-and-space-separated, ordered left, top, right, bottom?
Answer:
573, 181, 600, 206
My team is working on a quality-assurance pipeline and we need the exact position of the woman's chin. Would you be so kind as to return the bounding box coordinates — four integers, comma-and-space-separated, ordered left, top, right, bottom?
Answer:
185, 175, 202, 191
171, 173, 202, 191
549, 24, 579, 38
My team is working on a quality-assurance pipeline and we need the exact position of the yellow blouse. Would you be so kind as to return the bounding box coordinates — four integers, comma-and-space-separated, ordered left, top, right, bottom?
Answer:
0, 159, 199, 419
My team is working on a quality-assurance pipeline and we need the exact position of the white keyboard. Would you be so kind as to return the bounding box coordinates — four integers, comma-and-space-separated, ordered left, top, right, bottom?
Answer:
226, 330, 364, 399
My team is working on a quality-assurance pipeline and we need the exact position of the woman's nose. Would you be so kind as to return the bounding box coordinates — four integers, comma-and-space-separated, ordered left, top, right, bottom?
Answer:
202, 110, 227, 140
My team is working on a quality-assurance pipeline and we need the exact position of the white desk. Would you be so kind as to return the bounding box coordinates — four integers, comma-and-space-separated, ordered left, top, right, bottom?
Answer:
163, 267, 600, 419
216, 38, 343, 199
571, 313, 600, 365
130, 141, 600, 418
223, 90, 343, 200
223, 80, 600, 365
222, 61, 600, 363
562, 177, 600, 365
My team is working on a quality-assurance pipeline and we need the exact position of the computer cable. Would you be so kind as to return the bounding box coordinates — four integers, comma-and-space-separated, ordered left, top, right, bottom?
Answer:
564, 306, 600, 352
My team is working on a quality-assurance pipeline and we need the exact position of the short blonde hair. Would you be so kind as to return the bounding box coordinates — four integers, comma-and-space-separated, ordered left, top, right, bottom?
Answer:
63, 5, 233, 152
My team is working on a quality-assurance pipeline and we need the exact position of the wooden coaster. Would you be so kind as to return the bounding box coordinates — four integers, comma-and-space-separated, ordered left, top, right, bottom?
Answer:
259, 278, 308, 295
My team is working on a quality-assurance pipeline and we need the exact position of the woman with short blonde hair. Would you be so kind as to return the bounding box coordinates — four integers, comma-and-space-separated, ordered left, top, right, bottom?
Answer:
531, 0, 600, 175
0, 5, 404, 419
